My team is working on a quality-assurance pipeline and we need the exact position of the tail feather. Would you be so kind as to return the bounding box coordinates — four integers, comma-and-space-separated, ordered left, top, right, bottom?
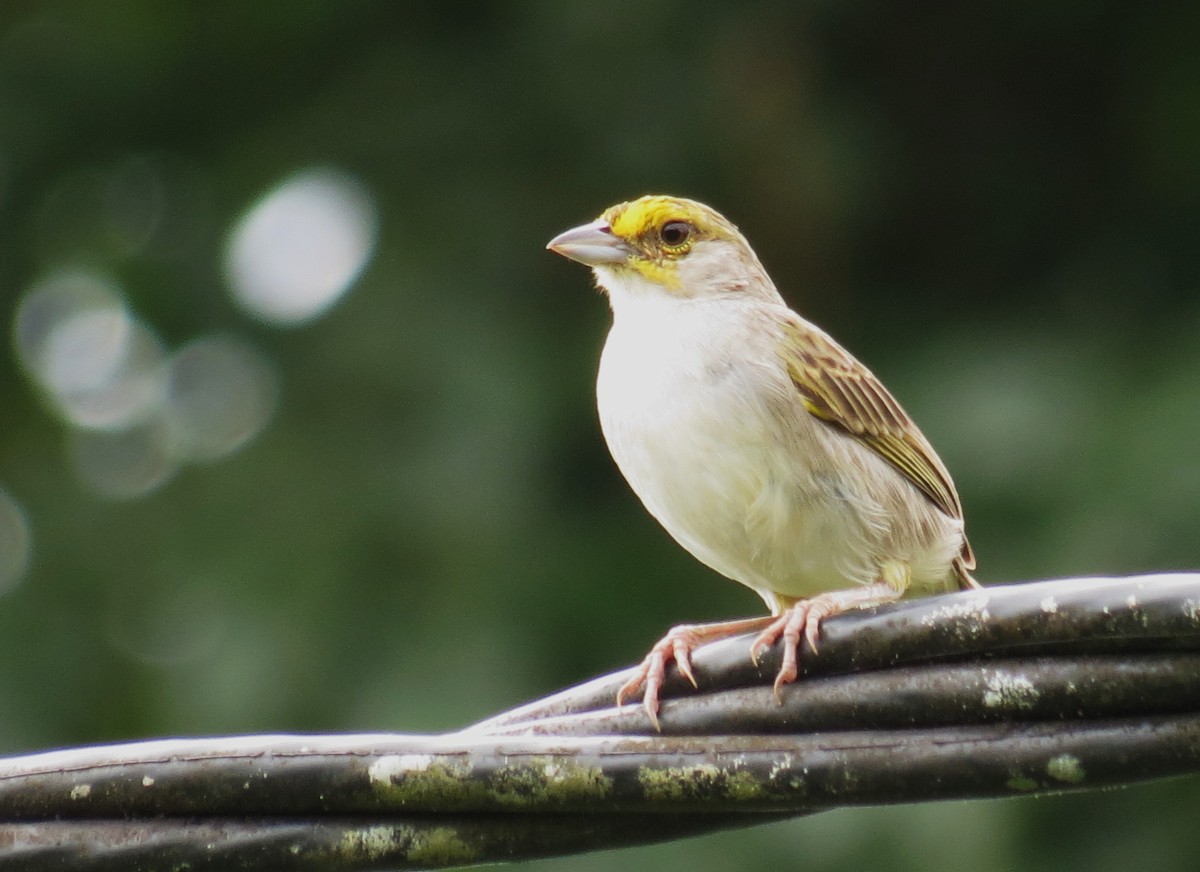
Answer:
953, 554, 981, 590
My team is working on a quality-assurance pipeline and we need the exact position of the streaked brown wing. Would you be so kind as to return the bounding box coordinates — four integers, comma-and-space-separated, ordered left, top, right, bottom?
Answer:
780, 318, 970, 539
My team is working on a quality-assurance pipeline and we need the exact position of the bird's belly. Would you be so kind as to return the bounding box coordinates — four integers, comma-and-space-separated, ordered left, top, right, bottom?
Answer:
596, 332, 961, 607
598, 348, 861, 602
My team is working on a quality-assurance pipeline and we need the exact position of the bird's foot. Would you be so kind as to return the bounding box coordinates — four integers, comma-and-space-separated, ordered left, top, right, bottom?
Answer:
748, 600, 821, 700
749, 581, 905, 701
617, 616, 774, 730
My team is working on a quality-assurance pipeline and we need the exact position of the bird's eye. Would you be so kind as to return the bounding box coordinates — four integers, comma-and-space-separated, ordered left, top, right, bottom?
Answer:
659, 221, 693, 248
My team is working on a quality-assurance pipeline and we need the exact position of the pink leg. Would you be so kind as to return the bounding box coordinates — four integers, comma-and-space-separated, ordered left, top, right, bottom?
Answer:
749, 581, 904, 699
618, 616, 775, 729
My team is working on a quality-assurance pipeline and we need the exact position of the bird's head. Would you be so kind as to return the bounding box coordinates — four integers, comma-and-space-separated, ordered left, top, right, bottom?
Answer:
547, 195, 776, 305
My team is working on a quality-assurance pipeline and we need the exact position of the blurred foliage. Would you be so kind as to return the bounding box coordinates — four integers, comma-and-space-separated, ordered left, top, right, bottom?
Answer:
1, 2, 1199, 870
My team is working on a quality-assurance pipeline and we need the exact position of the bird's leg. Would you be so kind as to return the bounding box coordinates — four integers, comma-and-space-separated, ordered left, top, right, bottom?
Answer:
749, 562, 911, 699
617, 616, 776, 729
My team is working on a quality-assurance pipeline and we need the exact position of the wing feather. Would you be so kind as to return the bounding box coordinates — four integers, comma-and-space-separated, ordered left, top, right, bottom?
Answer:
780, 317, 976, 572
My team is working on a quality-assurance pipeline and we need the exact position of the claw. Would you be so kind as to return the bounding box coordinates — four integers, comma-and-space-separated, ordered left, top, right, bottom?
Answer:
615, 666, 663, 730
749, 623, 779, 670
760, 602, 810, 703
616, 616, 775, 730
753, 580, 908, 701
641, 668, 663, 730
616, 652, 656, 710
804, 605, 825, 654
672, 637, 698, 689
616, 634, 674, 730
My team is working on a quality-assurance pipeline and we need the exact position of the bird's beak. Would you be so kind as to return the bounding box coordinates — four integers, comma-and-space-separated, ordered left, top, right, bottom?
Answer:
546, 220, 632, 266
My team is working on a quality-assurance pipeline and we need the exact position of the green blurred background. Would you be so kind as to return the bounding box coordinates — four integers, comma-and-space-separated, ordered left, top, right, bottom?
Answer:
1, 2, 1198, 870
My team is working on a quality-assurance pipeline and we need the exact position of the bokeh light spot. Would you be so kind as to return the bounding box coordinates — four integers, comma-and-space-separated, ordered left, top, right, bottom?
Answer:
15, 270, 166, 430
39, 307, 131, 395
15, 269, 122, 370
0, 489, 33, 595
224, 167, 378, 326
69, 424, 177, 500
164, 335, 280, 462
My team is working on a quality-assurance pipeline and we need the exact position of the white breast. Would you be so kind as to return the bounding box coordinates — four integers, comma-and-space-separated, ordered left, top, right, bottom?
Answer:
597, 294, 874, 605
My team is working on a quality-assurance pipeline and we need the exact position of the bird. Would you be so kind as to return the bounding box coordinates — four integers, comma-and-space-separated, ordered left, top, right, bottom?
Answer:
546, 195, 978, 728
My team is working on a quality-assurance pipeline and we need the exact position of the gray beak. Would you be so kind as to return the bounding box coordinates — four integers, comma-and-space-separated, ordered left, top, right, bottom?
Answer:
546, 220, 632, 266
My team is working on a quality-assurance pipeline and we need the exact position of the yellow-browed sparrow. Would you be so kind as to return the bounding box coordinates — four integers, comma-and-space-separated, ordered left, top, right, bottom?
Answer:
547, 195, 978, 727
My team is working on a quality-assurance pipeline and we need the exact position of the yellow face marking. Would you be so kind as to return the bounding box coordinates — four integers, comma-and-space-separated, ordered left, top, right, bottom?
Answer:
605, 197, 692, 240
625, 258, 682, 288
597, 195, 739, 292
602, 196, 733, 244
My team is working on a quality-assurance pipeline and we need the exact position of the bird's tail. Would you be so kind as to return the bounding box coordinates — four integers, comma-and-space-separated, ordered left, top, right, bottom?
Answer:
953, 553, 981, 590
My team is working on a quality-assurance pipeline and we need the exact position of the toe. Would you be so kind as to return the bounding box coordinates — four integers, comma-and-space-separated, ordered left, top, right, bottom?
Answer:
672, 637, 698, 689
642, 664, 664, 730
749, 617, 786, 666
804, 613, 823, 654
616, 669, 645, 708
772, 663, 797, 701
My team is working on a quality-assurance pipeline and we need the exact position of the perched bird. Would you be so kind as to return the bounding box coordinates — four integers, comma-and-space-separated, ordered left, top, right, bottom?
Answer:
547, 195, 978, 727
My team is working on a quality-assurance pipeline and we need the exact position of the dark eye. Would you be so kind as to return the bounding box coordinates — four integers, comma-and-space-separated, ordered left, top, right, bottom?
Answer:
659, 220, 693, 247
